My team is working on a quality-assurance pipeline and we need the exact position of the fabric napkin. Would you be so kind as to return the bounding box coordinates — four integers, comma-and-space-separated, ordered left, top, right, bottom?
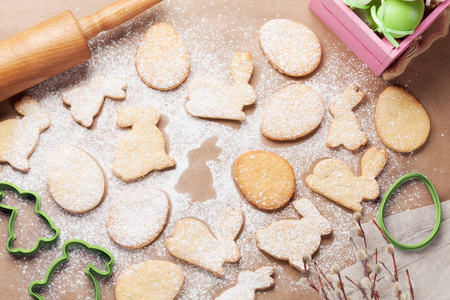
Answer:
341, 200, 450, 299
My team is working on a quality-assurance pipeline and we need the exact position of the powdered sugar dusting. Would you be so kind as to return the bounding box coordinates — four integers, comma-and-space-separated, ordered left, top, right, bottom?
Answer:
47, 144, 105, 214
259, 19, 322, 77
136, 23, 190, 90
106, 188, 169, 249
0, 0, 423, 299
261, 83, 325, 140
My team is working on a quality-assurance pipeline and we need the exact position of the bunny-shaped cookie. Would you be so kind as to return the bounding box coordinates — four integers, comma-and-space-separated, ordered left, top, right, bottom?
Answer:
185, 52, 256, 121
62, 76, 127, 127
0, 96, 50, 172
216, 266, 274, 300
326, 84, 368, 151
165, 207, 243, 277
306, 147, 387, 212
113, 106, 175, 181
256, 199, 332, 272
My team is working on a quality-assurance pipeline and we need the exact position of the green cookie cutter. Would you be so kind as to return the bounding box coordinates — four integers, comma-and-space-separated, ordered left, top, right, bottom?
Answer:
29, 239, 115, 300
0, 181, 60, 256
378, 172, 442, 251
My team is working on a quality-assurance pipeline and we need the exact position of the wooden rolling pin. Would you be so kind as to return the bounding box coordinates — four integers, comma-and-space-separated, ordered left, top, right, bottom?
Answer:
0, 0, 163, 102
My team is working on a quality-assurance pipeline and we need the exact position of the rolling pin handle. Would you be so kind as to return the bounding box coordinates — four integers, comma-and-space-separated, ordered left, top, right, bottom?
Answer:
78, 0, 164, 40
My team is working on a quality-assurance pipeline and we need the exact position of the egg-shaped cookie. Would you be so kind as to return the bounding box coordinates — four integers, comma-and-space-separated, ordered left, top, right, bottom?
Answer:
261, 84, 324, 140
116, 261, 184, 300
107, 189, 169, 249
47, 144, 105, 213
259, 19, 322, 77
375, 86, 430, 153
234, 150, 295, 210
136, 23, 190, 90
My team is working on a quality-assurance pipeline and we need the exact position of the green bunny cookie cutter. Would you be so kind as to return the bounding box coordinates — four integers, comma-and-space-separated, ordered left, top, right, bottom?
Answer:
0, 181, 60, 256
29, 239, 115, 300
378, 172, 442, 251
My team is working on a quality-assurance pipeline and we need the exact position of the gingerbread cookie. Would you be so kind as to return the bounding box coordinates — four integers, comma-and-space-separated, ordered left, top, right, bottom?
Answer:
234, 150, 295, 210
47, 144, 105, 213
261, 84, 324, 140
113, 106, 176, 181
116, 261, 184, 300
136, 23, 190, 90
62, 76, 127, 128
375, 86, 430, 153
106, 189, 169, 249
305, 147, 387, 212
165, 207, 243, 277
185, 52, 256, 121
326, 84, 368, 151
259, 19, 322, 77
255, 199, 332, 272
216, 267, 275, 300
0, 96, 50, 172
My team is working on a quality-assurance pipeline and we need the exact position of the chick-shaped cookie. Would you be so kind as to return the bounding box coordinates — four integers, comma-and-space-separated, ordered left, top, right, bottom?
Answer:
185, 52, 256, 121
113, 106, 175, 181
166, 207, 243, 277
306, 147, 387, 212
255, 198, 332, 272
0, 96, 50, 172
326, 84, 368, 151
62, 76, 127, 127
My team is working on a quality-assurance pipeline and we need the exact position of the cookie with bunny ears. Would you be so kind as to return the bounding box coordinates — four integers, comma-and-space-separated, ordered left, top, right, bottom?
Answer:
62, 76, 127, 128
166, 207, 243, 277
113, 106, 175, 181
326, 84, 368, 151
306, 147, 387, 212
255, 198, 332, 272
185, 52, 256, 121
216, 267, 275, 300
0, 96, 50, 172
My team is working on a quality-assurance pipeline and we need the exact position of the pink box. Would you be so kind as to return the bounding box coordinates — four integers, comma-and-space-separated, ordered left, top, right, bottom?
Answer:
309, 0, 450, 75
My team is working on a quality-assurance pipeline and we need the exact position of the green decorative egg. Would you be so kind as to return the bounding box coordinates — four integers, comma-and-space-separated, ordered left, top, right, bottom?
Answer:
376, 0, 424, 38
354, 0, 381, 29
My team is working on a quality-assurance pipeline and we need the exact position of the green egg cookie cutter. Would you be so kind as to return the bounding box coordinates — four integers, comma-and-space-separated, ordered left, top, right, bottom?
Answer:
0, 181, 60, 256
377, 172, 442, 251
29, 239, 115, 300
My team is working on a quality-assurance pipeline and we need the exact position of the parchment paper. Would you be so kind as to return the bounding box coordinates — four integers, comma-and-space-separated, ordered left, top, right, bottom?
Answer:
0, 0, 449, 299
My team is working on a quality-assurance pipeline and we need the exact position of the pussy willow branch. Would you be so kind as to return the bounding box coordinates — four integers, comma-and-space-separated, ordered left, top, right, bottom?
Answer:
314, 262, 335, 291
337, 273, 348, 300
345, 276, 369, 300
407, 269, 415, 300
304, 260, 320, 294
371, 249, 378, 299
314, 263, 330, 300
371, 219, 399, 281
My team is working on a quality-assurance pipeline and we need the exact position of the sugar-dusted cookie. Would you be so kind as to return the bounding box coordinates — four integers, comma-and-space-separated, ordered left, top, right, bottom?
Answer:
255, 199, 332, 272
47, 144, 105, 213
165, 207, 243, 277
116, 261, 184, 300
216, 267, 275, 300
185, 52, 256, 121
234, 150, 295, 210
113, 106, 176, 181
0, 96, 50, 172
305, 147, 387, 212
106, 189, 169, 249
375, 86, 430, 153
261, 84, 324, 141
62, 76, 127, 127
326, 84, 368, 151
136, 23, 190, 90
259, 19, 322, 77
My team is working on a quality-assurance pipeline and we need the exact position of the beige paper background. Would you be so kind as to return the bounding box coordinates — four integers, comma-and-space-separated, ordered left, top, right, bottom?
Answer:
0, 0, 449, 299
